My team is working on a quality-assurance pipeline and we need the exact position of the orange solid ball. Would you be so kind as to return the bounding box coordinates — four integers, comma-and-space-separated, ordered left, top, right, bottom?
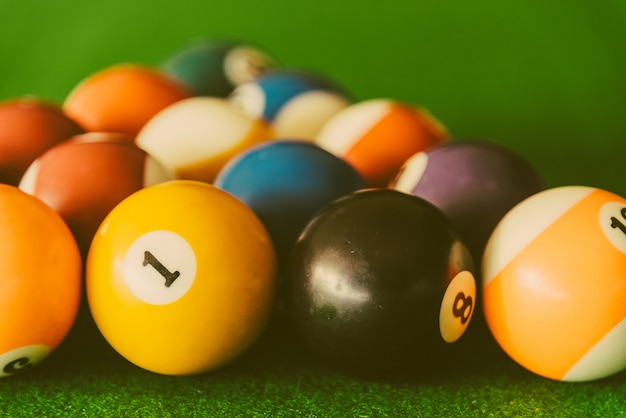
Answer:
0, 97, 84, 186
0, 184, 82, 378
63, 64, 189, 136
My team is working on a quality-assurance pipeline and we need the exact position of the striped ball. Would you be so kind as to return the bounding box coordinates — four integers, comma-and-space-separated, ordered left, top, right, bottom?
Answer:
136, 97, 274, 183
482, 186, 626, 381
315, 98, 448, 187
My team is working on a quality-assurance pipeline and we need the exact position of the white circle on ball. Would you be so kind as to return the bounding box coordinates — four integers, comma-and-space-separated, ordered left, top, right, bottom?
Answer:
224, 46, 274, 86
439, 270, 476, 343
599, 201, 626, 255
0, 345, 50, 378
123, 230, 197, 305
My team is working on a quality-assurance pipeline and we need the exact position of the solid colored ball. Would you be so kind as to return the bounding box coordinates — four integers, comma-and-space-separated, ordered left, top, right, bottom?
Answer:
0, 184, 82, 378
63, 64, 189, 136
161, 38, 278, 97
230, 69, 352, 140
482, 186, 626, 382
86, 180, 277, 375
19, 132, 173, 257
0, 97, 84, 186
136, 96, 274, 183
214, 140, 367, 261
391, 139, 545, 262
285, 188, 477, 374
315, 98, 448, 187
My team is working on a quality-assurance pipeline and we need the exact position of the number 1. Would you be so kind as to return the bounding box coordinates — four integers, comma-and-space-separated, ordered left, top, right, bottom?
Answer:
143, 251, 180, 288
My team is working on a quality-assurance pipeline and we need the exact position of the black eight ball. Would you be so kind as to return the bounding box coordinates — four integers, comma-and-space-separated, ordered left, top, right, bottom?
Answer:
284, 188, 477, 374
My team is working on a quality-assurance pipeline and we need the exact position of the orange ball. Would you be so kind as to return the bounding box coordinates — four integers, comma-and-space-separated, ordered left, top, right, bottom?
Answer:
483, 186, 626, 381
0, 184, 82, 377
0, 97, 84, 186
315, 98, 448, 187
63, 64, 189, 136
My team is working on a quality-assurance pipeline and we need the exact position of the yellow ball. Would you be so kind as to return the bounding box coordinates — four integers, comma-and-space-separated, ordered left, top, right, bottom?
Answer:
86, 180, 277, 375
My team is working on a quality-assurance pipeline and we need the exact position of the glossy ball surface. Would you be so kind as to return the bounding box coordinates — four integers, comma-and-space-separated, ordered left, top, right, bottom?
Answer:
87, 180, 277, 375
285, 189, 476, 373
0, 97, 84, 186
0, 185, 82, 378
230, 69, 351, 140
161, 38, 277, 97
316, 98, 448, 187
19, 132, 172, 257
63, 64, 189, 136
483, 186, 626, 381
136, 96, 274, 183
392, 139, 545, 261
214, 140, 366, 261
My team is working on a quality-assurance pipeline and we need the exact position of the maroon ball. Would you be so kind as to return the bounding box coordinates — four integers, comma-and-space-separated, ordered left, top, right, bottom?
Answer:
0, 97, 84, 186
18, 132, 173, 257
391, 139, 545, 262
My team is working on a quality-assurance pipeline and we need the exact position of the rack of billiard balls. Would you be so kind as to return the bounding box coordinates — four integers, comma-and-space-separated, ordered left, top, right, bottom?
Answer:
1, 38, 625, 383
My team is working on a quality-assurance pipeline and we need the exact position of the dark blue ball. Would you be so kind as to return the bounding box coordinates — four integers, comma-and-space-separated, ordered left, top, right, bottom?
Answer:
214, 140, 367, 261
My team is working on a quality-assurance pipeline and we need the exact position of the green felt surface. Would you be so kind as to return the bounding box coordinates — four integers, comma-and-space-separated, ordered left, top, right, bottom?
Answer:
1, 0, 626, 416
3, 314, 626, 417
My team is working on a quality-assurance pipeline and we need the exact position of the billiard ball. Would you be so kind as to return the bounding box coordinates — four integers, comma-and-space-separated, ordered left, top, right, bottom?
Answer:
135, 96, 274, 183
86, 180, 277, 375
0, 97, 84, 186
19, 132, 173, 258
391, 139, 545, 262
285, 188, 476, 374
482, 185, 626, 381
315, 98, 448, 187
229, 69, 352, 140
161, 38, 278, 97
214, 140, 367, 261
0, 184, 81, 377
63, 64, 189, 136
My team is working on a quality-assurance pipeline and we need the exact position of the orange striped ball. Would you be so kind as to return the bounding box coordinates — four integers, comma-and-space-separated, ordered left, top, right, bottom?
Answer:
315, 98, 448, 187
482, 186, 626, 381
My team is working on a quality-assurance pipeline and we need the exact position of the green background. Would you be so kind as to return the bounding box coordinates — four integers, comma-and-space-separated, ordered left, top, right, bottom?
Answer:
1, 0, 626, 416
